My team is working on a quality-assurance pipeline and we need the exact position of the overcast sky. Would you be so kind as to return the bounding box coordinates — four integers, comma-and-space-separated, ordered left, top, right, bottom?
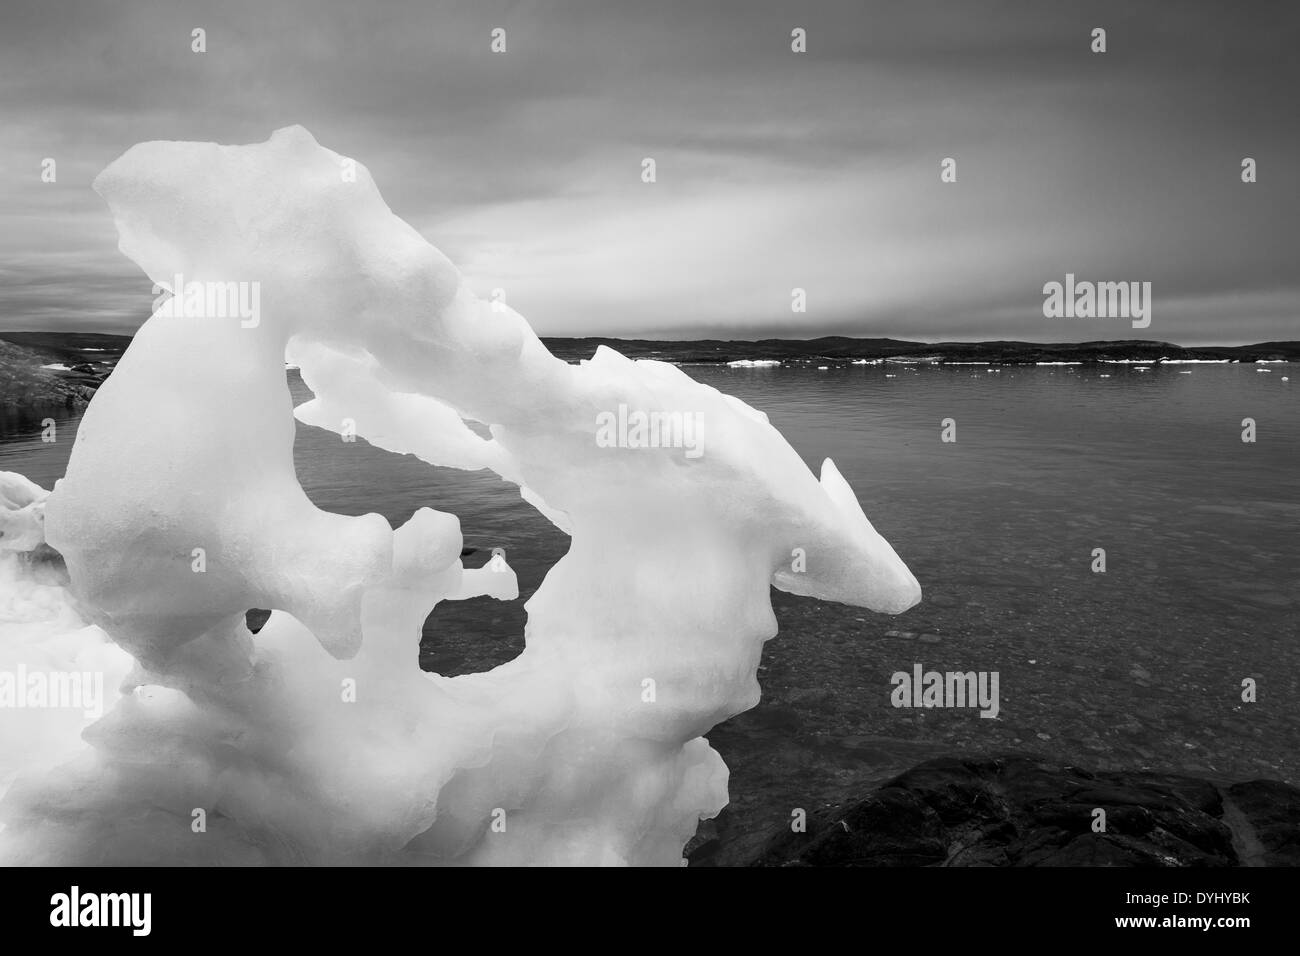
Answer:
1, 0, 1296, 343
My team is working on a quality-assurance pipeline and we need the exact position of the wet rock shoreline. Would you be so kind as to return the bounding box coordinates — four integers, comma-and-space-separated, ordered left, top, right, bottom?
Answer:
688, 754, 1300, 867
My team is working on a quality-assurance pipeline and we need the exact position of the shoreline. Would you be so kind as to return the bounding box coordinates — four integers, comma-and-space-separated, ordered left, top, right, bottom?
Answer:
692, 753, 1300, 867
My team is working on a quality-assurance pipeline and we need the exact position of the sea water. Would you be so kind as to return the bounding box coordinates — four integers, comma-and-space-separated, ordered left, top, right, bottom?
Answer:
3, 359, 1295, 855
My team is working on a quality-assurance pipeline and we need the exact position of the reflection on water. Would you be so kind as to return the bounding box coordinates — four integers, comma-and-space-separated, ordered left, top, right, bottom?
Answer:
0, 404, 84, 480
4, 363, 1296, 850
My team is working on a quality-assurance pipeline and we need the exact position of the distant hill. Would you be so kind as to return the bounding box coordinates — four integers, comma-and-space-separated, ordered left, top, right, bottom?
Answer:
0, 332, 129, 411
0, 338, 100, 411
540, 336, 1300, 365
0, 330, 1294, 413
0, 331, 133, 360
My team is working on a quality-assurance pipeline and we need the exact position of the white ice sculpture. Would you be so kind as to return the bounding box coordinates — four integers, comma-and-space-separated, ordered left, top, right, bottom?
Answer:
0, 472, 50, 553
0, 127, 920, 865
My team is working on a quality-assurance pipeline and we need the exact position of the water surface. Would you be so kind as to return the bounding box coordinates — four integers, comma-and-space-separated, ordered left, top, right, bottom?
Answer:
4, 362, 1296, 856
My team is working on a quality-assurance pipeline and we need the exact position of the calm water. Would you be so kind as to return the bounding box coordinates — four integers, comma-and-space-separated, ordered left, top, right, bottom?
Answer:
4, 362, 1297, 857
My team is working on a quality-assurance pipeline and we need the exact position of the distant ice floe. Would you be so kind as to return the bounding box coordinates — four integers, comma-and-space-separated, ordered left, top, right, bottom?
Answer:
39, 363, 71, 371
726, 359, 781, 368
1035, 361, 1082, 366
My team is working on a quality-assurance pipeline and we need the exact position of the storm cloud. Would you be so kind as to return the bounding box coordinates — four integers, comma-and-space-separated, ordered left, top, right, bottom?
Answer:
1, 0, 1296, 343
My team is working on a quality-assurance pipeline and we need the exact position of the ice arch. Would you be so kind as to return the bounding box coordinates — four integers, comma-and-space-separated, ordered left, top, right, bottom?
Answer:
0, 127, 920, 865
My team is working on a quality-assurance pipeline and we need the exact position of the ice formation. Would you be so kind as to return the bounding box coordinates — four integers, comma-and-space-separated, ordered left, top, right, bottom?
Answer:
0, 472, 50, 553
0, 127, 920, 865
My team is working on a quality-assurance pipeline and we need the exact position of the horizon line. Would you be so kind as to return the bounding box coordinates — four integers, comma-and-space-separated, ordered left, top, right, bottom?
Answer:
3, 328, 1294, 351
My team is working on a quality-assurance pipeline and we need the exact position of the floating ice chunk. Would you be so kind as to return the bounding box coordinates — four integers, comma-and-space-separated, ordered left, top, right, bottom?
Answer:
3, 127, 921, 866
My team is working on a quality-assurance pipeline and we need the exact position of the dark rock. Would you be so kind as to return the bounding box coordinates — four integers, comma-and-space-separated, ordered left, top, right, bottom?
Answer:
0, 340, 92, 410
1223, 780, 1300, 865
733, 754, 1297, 867
683, 815, 722, 864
